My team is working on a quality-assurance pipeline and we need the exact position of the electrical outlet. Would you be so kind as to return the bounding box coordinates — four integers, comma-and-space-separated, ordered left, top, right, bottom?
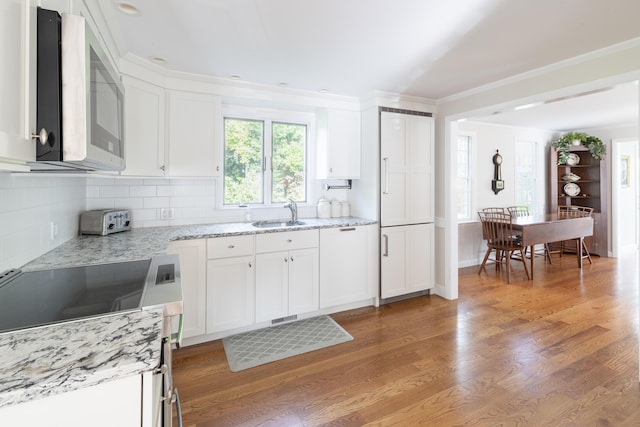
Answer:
160, 208, 174, 220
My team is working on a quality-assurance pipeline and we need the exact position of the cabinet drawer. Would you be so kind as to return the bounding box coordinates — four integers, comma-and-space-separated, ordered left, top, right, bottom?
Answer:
256, 230, 319, 253
207, 235, 255, 259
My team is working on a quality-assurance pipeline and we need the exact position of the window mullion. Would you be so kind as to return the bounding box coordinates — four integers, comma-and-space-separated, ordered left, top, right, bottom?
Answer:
264, 120, 273, 205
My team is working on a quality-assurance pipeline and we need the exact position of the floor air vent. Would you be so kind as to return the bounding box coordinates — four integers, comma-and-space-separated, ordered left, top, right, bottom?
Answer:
271, 314, 298, 325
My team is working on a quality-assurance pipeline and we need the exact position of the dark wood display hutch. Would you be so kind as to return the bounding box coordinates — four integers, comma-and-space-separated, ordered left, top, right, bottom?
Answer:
549, 145, 608, 256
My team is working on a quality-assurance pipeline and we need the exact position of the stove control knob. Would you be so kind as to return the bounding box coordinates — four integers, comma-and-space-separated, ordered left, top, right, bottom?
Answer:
124, 220, 130, 227
108, 223, 115, 229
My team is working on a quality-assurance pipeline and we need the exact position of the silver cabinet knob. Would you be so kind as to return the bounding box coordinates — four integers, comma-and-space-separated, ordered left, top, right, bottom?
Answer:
31, 128, 49, 145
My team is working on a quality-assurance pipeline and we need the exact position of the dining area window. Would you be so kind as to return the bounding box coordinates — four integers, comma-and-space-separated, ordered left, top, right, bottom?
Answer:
457, 133, 475, 221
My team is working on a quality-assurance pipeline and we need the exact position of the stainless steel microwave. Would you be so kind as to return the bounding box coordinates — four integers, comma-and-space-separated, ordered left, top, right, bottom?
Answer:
32, 8, 125, 171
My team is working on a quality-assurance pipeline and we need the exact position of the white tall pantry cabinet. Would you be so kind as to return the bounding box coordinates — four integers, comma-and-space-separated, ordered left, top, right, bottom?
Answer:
379, 110, 435, 299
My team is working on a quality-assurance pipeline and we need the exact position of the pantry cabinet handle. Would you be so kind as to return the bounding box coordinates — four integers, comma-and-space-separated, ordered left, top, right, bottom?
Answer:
383, 234, 389, 257
340, 227, 356, 232
228, 245, 235, 248
383, 157, 389, 194
284, 256, 288, 262
248, 261, 252, 268
290, 256, 294, 262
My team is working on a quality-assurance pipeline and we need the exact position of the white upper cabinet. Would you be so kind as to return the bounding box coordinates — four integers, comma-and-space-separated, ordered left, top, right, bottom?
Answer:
0, 0, 35, 171
122, 76, 166, 176
167, 90, 222, 177
316, 108, 361, 179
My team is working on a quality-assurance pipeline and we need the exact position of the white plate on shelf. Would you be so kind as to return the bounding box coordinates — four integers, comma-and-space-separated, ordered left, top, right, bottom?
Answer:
566, 153, 580, 166
564, 182, 581, 196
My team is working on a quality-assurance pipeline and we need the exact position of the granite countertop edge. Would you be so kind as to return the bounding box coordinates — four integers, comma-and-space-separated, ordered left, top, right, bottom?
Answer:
0, 308, 163, 409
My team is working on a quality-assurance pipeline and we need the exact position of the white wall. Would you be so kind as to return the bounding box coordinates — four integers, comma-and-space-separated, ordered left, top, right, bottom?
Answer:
456, 122, 555, 267
0, 173, 85, 271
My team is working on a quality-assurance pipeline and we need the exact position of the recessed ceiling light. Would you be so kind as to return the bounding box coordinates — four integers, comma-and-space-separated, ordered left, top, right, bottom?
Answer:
149, 56, 166, 64
278, 82, 288, 88
116, 1, 140, 15
231, 75, 241, 80
319, 89, 329, 93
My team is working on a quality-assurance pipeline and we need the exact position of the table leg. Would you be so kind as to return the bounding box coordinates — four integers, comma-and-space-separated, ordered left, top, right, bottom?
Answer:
529, 245, 534, 279
577, 238, 583, 268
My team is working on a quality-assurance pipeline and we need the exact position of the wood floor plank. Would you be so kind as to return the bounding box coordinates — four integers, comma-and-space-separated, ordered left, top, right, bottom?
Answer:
173, 254, 640, 426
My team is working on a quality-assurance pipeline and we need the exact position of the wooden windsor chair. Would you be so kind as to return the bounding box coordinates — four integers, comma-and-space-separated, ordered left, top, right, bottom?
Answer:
478, 211, 530, 283
557, 205, 593, 264
506, 206, 553, 264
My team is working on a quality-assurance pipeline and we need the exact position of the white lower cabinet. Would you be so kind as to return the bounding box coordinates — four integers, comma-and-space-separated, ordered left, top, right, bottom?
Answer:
167, 239, 206, 339
255, 230, 319, 323
0, 375, 143, 427
319, 224, 377, 308
206, 235, 255, 333
381, 223, 434, 299
177, 225, 377, 343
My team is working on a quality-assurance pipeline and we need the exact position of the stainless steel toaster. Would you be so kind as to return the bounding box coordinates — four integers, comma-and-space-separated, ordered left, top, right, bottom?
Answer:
80, 209, 131, 235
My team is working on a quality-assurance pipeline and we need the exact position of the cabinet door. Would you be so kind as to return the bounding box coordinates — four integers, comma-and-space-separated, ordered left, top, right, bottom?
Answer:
255, 251, 289, 322
0, 0, 34, 171
122, 76, 166, 176
207, 256, 255, 332
316, 108, 361, 179
168, 90, 222, 177
167, 239, 206, 339
320, 225, 376, 308
288, 247, 319, 315
380, 112, 433, 226
381, 223, 434, 299
0, 375, 142, 427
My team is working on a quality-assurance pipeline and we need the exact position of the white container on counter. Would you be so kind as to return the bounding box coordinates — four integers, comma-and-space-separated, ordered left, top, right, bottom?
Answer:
341, 200, 350, 217
317, 197, 331, 218
330, 199, 342, 218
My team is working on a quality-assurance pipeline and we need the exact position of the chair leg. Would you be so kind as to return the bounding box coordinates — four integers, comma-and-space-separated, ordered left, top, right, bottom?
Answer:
544, 244, 552, 264
519, 248, 530, 280
581, 241, 593, 264
506, 250, 511, 284
478, 247, 492, 274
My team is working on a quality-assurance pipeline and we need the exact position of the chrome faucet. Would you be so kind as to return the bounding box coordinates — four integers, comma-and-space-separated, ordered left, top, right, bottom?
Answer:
284, 199, 298, 223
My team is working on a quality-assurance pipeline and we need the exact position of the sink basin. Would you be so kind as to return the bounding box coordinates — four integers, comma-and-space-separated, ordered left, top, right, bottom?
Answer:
251, 220, 306, 228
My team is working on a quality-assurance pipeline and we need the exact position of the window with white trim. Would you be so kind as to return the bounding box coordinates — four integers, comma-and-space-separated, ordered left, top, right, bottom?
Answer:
514, 139, 537, 213
223, 110, 310, 206
456, 133, 475, 221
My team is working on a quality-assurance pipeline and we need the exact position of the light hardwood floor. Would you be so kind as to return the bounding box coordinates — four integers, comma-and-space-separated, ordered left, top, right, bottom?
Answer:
173, 252, 640, 426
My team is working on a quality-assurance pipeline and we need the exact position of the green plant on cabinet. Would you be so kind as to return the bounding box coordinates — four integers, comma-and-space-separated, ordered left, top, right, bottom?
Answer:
552, 131, 606, 164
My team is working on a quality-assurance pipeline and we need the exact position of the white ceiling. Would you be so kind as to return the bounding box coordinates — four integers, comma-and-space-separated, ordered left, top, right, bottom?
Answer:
98, 0, 640, 130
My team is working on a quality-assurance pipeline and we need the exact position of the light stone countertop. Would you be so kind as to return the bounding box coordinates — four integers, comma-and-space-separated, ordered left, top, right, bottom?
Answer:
23, 217, 377, 271
0, 308, 163, 408
2, 217, 376, 408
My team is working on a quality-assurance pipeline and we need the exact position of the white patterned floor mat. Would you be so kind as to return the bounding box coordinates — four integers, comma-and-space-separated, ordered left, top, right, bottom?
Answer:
222, 316, 353, 372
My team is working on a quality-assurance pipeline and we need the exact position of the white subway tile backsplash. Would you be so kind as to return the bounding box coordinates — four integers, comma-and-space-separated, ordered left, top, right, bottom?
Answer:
86, 198, 115, 210
115, 197, 144, 209
143, 197, 170, 208
130, 185, 157, 197
99, 185, 130, 198
86, 185, 100, 198
0, 175, 85, 271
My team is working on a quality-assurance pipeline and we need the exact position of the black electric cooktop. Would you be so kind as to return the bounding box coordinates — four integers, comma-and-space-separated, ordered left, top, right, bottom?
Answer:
0, 259, 151, 334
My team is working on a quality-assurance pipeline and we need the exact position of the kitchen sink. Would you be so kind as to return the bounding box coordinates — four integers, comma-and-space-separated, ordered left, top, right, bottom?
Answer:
251, 220, 306, 228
